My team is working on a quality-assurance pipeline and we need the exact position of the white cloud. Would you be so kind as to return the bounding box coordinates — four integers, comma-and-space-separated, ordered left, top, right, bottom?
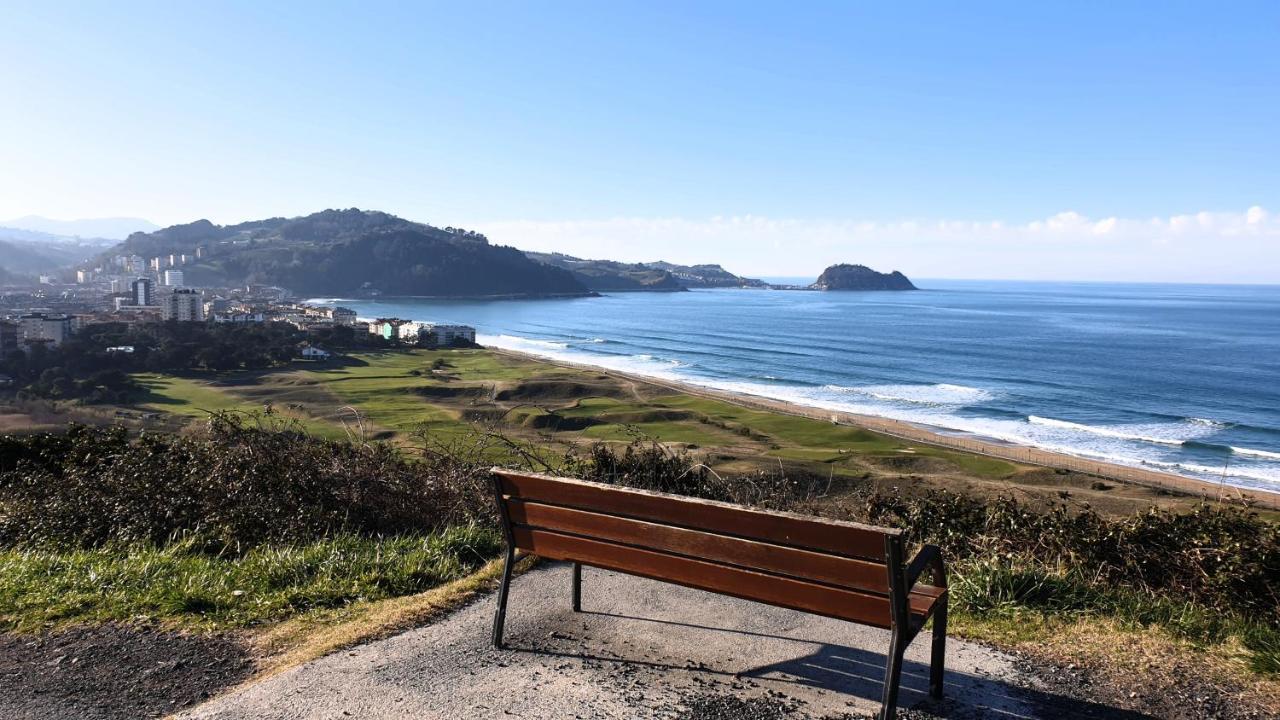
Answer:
473, 207, 1280, 284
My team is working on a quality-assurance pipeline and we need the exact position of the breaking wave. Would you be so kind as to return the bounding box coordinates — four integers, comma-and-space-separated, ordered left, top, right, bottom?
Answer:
824, 383, 993, 406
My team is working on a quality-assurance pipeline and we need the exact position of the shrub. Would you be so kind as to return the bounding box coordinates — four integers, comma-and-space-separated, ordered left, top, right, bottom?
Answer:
860, 490, 1280, 623
0, 416, 491, 551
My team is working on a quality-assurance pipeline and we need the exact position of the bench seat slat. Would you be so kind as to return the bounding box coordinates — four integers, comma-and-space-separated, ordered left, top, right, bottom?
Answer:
511, 526, 943, 629
508, 497, 892, 595
497, 470, 892, 561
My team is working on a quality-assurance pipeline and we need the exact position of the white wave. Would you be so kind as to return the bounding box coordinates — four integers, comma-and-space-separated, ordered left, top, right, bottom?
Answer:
825, 383, 993, 405
491, 334, 569, 350
479, 333, 689, 380
1188, 417, 1227, 427
1141, 459, 1280, 486
1028, 416, 1200, 447
587, 338, 607, 344
476, 331, 1279, 492
1231, 446, 1280, 461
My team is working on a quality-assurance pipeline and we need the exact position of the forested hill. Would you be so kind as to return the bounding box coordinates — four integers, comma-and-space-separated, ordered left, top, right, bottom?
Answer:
523, 252, 686, 292
525, 253, 767, 291
108, 209, 592, 298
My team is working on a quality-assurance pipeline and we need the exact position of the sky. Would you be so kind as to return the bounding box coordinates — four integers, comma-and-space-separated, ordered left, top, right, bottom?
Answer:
1, 1, 1278, 282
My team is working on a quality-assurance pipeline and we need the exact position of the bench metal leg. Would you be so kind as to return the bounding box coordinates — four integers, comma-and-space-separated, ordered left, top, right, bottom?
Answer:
571, 562, 582, 612
930, 598, 948, 700
491, 547, 515, 648
878, 632, 906, 720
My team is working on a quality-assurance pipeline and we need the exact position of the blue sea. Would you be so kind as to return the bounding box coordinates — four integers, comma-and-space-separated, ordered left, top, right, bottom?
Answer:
312, 280, 1280, 491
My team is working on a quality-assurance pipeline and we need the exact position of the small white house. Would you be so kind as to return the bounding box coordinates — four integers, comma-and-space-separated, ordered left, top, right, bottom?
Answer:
300, 345, 332, 360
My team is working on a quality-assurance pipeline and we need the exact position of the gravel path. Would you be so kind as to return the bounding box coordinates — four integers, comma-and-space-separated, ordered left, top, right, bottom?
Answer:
179, 563, 1131, 719
0, 622, 252, 719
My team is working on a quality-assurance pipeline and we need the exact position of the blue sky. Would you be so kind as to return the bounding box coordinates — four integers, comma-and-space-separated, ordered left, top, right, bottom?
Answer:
2, 1, 1277, 281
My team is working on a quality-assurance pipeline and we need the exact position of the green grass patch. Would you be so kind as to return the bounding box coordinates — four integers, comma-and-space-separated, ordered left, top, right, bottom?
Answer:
581, 421, 741, 446
948, 555, 1280, 674
0, 525, 502, 631
653, 395, 903, 449
914, 447, 1018, 478
289, 351, 479, 439
133, 373, 347, 439
134, 373, 262, 416
767, 447, 852, 463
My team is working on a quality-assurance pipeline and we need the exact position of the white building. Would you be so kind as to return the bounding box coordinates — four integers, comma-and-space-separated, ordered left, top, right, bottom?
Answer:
18, 313, 73, 348
162, 289, 205, 322
426, 324, 476, 347
163, 270, 185, 287
212, 312, 265, 323
401, 323, 477, 348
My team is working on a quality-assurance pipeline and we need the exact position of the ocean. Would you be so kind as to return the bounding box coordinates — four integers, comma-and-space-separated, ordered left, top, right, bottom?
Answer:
311, 280, 1280, 492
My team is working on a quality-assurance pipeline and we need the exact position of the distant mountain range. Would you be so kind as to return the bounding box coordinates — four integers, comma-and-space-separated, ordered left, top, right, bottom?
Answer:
20, 208, 915, 299
3, 215, 158, 240
0, 222, 142, 277
0, 235, 100, 275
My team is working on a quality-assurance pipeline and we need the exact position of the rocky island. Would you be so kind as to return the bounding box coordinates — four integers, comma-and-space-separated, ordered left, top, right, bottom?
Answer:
810, 263, 916, 291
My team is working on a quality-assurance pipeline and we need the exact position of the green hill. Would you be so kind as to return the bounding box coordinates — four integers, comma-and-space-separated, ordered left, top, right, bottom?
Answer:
109, 209, 592, 298
526, 253, 766, 291
523, 252, 686, 292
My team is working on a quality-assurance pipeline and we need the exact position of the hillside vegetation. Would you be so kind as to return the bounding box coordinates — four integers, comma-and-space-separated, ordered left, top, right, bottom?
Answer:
109, 209, 591, 298
526, 253, 767, 291
0, 419, 1275, 697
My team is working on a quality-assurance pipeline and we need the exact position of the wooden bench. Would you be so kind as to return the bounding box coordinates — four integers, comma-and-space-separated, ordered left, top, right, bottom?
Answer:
489, 469, 948, 720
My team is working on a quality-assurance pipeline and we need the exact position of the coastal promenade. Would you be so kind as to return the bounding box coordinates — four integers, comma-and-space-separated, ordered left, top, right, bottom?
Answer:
493, 349, 1280, 511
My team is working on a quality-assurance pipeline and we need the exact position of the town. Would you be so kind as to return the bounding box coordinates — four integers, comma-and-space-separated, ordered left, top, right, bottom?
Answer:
0, 249, 476, 365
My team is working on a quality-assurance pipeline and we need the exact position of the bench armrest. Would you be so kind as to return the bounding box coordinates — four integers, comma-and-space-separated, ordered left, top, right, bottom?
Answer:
905, 544, 947, 589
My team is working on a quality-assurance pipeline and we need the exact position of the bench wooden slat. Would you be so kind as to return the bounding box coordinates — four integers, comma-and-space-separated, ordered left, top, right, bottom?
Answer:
511, 526, 941, 629
507, 497, 892, 595
497, 470, 892, 561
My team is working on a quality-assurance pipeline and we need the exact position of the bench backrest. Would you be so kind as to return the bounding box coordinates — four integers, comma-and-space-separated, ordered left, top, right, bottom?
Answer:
491, 469, 910, 630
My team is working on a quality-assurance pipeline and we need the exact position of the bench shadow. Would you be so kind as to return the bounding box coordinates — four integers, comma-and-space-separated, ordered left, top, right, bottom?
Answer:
511, 610, 1157, 720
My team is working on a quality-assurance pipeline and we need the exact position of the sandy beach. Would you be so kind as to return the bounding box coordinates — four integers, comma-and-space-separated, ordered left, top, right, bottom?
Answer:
491, 347, 1280, 511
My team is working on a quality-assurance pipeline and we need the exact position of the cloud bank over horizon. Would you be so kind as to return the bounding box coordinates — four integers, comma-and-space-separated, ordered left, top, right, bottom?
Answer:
474, 206, 1279, 284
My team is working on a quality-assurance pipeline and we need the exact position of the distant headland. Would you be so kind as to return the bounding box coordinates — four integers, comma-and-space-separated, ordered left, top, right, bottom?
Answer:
60, 209, 917, 300
810, 263, 917, 291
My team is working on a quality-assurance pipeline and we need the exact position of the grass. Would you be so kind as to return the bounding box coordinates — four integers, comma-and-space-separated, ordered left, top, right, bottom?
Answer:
0, 525, 502, 632
133, 372, 348, 439
284, 351, 490, 440
946, 554, 1280, 676
135, 373, 263, 416
133, 350, 1016, 477
580, 420, 741, 446
125, 348, 1214, 516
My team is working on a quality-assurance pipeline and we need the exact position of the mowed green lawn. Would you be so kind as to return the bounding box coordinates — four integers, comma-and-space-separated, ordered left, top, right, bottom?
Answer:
133, 349, 1019, 479
287, 351, 484, 439
135, 373, 264, 416
132, 373, 347, 439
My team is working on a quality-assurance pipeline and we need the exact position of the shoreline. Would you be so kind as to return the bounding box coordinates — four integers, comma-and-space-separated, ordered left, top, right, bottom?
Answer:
489, 347, 1280, 511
